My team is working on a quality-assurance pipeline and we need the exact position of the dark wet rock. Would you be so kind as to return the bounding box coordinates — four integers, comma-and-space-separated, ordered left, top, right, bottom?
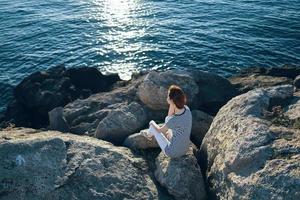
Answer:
0, 82, 14, 114
155, 145, 207, 200
198, 85, 300, 200
239, 65, 300, 79
0, 128, 159, 200
188, 70, 237, 114
4, 99, 33, 127
229, 75, 292, 94
4, 65, 120, 128
191, 110, 213, 147
48, 107, 70, 132
66, 67, 120, 93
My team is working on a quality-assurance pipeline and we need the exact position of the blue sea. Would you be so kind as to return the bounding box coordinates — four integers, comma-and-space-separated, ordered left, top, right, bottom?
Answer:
0, 0, 300, 113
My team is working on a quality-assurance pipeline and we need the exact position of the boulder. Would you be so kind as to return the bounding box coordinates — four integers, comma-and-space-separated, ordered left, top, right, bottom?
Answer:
49, 75, 148, 138
12, 66, 75, 127
48, 107, 70, 132
123, 128, 159, 150
4, 65, 121, 128
265, 65, 300, 79
0, 128, 158, 200
198, 85, 300, 200
229, 75, 292, 94
137, 70, 237, 115
66, 67, 120, 93
294, 75, 300, 89
95, 102, 147, 144
188, 70, 237, 114
191, 110, 213, 147
122, 122, 172, 150
137, 70, 199, 110
2, 100, 30, 128
285, 92, 300, 120
239, 65, 300, 79
154, 145, 207, 200
0, 82, 14, 115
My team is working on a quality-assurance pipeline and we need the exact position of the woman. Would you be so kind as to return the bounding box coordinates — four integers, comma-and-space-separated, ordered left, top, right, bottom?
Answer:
147, 84, 192, 158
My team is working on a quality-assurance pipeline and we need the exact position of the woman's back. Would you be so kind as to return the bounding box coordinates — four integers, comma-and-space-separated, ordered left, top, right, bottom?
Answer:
164, 105, 192, 158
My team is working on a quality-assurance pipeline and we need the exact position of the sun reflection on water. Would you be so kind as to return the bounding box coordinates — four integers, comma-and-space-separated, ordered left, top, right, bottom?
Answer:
89, 0, 153, 80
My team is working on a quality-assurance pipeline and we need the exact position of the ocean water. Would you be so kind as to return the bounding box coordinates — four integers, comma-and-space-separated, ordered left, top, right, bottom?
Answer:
0, 0, 300, 112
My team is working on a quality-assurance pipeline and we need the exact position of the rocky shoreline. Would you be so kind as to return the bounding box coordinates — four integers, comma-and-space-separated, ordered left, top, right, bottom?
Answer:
0, 65, 299, 199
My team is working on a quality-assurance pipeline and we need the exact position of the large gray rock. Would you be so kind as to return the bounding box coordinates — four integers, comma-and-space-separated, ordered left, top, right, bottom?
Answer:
137, 70, 237, 114
0, 128, 158, 200
199, 85, 300, 200
49, 75, 147, 138
95, 102, 147, 144
137, 70, 199, 110
155, 145, 207, 200
191, 110, 213, 147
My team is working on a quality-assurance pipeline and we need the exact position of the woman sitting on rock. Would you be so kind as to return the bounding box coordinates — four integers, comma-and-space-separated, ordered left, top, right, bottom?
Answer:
147, 85, 192, 158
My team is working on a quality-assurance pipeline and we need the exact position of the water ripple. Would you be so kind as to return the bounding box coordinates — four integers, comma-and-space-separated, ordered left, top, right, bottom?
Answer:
0, 0, 300, 111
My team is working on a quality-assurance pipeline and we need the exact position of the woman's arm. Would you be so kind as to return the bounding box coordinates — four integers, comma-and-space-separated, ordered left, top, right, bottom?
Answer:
150, 120, 169, 135
168, 104, 175, 116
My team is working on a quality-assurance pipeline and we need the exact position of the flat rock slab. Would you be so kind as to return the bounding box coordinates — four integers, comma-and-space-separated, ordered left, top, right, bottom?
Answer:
123, 129, 159, 150
0, 128, 158, 200
229, 75, 292, 94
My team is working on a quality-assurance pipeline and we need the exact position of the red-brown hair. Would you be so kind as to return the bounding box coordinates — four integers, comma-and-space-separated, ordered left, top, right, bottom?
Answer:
168, 85, 187, 109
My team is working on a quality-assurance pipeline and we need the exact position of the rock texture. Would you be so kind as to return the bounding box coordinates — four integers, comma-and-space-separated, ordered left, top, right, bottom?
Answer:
188, 70, 238, 114
191, 110, 213, 147
49, 69, 230, 144
137, 70, 199, 110
0, 82, 13, 114
229, 75, 292, 94
239, 65, 300, 79
49, 74, 149, 143
95, 102, 147, 144
3, 65, 120, 128
294, 75, 300, 89
0, 128, 158, 200
230, 65, 300, 94
285, 92, 300, 120
48, 107, 70, 132
123, 128, 159, 150
198, 85, 300, 200
138, 70, 237, 114
155, 145, 207, 200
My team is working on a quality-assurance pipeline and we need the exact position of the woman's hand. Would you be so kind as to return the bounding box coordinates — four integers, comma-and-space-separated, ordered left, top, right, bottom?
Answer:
149, 120, 156, 126
165, 130, 173, 140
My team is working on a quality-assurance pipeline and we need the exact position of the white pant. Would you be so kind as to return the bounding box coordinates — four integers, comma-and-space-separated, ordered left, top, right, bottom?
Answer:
148, 123, 170, 154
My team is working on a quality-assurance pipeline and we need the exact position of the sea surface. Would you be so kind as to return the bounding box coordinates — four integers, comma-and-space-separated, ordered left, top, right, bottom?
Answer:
0, 0, 300, 112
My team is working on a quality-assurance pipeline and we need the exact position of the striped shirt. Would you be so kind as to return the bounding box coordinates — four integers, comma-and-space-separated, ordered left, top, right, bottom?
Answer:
164, 105, 192, 158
